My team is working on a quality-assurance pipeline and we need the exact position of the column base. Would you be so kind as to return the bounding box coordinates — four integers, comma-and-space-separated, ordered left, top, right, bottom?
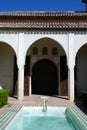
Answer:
18, 96, 24, 101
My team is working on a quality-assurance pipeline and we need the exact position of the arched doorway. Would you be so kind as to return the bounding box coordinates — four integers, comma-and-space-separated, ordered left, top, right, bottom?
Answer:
26, 37, 67, 97
75, 44, 87, 98
32, 59, 58, 96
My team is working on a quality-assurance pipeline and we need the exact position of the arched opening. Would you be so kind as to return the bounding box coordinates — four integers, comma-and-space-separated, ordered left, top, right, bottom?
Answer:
32, 59, 58, 96
0, 42, 16, 96
75, 44, 87, 98
26, 37, 68, 97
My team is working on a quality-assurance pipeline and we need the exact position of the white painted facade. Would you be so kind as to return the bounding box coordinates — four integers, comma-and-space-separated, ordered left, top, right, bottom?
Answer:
0, 30, 87, 101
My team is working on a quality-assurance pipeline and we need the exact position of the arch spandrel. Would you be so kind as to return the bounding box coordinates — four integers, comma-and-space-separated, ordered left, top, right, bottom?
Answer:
0, 40, 17, 56
75, 43, 87, 60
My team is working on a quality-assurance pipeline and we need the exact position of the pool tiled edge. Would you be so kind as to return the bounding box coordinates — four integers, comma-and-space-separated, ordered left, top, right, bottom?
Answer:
0, 104, 23, 130
0, 104, 87, 130
66, 106, 87, 130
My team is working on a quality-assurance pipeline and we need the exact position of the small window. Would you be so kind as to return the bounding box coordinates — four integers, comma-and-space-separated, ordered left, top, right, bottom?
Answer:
42, 47, 48, 55
52, 47, 58, 55
32, 47, 38, 55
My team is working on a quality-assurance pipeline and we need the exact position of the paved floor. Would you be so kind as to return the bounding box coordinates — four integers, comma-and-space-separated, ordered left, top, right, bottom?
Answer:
0, 95, 87, 114
8, 95, 75, 106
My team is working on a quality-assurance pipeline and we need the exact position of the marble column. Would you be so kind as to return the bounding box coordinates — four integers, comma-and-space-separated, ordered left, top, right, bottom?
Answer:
18, 66, 24, 100
17, 33, 25, 100
68, 33, 75, 102
68, 67, 74, 101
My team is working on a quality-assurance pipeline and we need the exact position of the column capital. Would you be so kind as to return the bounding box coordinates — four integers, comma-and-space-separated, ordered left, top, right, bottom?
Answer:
18, 65, 24, 70
68, 65, 75, 70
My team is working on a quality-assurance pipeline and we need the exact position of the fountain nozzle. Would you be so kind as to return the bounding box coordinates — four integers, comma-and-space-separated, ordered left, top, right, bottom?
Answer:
41, 96, 48, 112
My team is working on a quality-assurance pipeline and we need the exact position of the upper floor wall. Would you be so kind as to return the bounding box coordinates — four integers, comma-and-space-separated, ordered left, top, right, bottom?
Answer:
0, 30, 87, 68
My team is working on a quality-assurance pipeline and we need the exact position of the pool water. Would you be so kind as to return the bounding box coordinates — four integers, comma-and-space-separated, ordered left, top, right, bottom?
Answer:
5, 107, 79, 130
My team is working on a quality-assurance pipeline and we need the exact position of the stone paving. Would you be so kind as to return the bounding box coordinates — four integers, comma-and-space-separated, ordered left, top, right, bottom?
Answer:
8, 95, 75, 106
0, 95, 87, 114
0, 95, 74, 113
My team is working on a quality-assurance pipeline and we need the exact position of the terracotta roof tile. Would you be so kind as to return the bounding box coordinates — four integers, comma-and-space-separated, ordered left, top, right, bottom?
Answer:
0, 11, 87, 29
0, 11, 86, 17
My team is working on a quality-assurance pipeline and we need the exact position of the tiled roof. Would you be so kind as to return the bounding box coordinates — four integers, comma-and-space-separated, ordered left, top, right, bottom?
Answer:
82, 0, 87, 3
0, 11, 87, 30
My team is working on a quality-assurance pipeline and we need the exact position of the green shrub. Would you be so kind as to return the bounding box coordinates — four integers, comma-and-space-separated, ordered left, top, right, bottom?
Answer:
81, 91, 87, 107
0, 89, 9, 108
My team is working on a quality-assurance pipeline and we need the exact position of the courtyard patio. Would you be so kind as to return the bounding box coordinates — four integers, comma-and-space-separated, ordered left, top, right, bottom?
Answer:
0, 95, 87, 114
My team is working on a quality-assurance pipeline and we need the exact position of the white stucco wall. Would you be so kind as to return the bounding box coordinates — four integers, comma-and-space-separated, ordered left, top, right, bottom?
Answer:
0, 31, 87, 99
0, 33, 19, 55
74, 34, 87, 57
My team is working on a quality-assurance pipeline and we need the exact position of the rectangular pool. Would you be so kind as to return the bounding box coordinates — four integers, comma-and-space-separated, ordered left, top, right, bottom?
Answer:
5, 106, 80, 130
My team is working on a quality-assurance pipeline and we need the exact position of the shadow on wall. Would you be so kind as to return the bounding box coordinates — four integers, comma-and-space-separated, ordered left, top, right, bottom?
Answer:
60, 79, 68, 96
60, 79, 78, 97
14, 75, 29, 97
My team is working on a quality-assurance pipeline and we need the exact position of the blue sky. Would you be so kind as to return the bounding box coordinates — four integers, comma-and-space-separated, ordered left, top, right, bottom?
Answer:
0, 0, 85, 12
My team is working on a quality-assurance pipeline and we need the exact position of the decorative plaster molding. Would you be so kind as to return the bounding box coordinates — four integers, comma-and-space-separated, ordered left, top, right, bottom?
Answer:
0, 30, 87, 35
